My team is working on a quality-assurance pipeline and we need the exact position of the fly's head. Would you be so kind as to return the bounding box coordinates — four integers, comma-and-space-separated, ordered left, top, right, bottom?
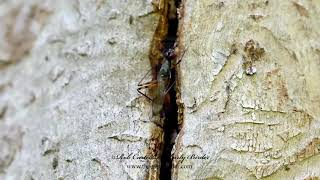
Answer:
163, 47, 176, 60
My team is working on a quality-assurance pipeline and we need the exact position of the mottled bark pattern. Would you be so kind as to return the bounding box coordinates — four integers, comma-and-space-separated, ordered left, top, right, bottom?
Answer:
174, 0, 320, 179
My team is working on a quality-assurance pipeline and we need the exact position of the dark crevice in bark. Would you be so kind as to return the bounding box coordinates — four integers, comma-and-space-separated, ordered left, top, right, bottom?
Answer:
160, 0, 181, 179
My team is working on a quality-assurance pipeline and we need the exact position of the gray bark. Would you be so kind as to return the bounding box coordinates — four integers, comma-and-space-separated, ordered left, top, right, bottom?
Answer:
0, 0, 320, 180
174, 0, 320, 179
0, 0, 161, 179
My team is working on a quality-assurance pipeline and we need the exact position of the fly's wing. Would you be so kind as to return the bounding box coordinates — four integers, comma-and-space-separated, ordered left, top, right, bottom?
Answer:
152, 73, 175, 116
152, 77, 165, 115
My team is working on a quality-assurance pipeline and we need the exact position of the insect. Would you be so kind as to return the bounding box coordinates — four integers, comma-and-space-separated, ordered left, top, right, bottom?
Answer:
137, 46, 185, 117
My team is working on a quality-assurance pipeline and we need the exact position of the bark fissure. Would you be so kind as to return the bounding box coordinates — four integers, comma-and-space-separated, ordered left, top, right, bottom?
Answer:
158, 0, 181, 179
146, 0, 183, 178
160, 0, 180, 180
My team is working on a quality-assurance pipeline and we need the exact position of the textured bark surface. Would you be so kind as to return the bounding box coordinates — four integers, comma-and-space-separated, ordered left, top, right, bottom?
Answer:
1, 0, 320, 180
174, 0, 320, 179
0, 0, 163, 179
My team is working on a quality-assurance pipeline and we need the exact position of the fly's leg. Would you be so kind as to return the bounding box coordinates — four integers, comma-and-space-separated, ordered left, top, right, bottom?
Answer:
137, 67, 162, 101
171, 48, 187, 68
138, 68, 152, 86
137, 80, 158, 101
165, 80, 176, 95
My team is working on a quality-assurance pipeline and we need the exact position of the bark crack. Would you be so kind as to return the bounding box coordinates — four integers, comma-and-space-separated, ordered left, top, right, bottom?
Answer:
141, 0, 183, 179
159, 0, 181, 179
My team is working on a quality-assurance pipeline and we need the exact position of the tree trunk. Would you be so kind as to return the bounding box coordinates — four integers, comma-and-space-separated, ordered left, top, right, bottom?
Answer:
0, 0, 161, 179
0, 0, 319, 180
174, 0, 320, 179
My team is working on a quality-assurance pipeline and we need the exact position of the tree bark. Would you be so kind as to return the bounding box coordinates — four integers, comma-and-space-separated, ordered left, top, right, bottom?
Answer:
0, 0, 320, 180
0, 0, 162, 179
174, 0, 320, 179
